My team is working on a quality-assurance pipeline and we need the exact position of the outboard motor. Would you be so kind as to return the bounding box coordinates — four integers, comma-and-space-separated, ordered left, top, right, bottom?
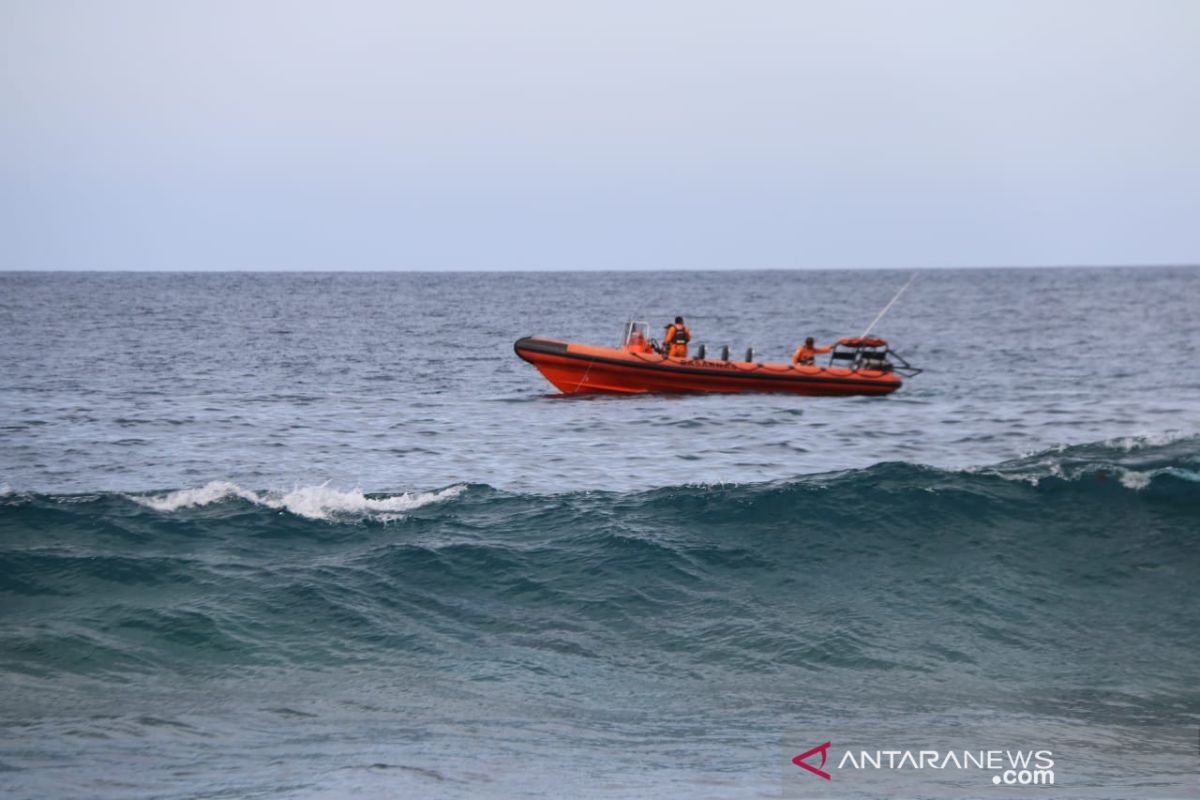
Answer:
720, 345, 730, 361
696, 343, 706, 359
744, 347, 754, 362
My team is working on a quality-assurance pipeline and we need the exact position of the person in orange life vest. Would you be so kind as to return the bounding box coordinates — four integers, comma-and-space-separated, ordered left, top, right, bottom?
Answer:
664, 316, 691, 358
792, 336, 831, 366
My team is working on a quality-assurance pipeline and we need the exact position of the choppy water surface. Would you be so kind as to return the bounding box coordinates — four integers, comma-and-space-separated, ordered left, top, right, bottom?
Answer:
3, 268, 1197, 493
1, 268, 1198, 799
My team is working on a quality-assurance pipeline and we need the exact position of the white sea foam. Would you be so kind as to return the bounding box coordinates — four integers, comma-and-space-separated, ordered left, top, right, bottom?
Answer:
134, 481, 261, 512
985, 462, 1198, 492
264, 484, 466, 521
1116, 469, 1152, 490
1117, 465, 1200, 488
974, 430, 1199, 490
131, 481, 466, 521
1105, 431, 1195, 452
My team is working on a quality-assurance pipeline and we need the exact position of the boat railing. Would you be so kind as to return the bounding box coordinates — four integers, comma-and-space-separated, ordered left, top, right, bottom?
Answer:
829, 338, 922, 377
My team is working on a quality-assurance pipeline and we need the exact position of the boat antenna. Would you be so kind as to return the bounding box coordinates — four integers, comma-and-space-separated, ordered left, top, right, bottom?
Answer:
860, 272, 917, 338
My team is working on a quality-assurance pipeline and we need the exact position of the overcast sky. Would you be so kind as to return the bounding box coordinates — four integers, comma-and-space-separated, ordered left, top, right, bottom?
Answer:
2, 0, 1197, 270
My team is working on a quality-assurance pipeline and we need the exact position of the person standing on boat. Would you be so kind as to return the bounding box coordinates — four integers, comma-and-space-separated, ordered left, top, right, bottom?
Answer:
792, 336, 832, 366
664, 316, 691, 358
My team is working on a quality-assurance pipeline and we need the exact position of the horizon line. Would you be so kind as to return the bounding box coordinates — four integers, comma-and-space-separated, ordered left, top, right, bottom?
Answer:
2, 263, 1199, 274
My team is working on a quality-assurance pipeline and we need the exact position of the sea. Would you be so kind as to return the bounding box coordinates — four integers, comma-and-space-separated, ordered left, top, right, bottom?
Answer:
1, 267, 1197, 799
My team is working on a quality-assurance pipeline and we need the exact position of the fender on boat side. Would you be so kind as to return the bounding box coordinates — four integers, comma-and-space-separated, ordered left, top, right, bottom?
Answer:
514, 336, 570, 362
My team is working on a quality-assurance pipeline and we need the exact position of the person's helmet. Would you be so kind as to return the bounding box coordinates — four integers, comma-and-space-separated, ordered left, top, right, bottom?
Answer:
805, 336, 815, 345
675, 316, 684, 325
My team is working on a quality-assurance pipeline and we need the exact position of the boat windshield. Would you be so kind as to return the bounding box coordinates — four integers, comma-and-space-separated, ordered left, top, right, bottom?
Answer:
621, 320, 650, 348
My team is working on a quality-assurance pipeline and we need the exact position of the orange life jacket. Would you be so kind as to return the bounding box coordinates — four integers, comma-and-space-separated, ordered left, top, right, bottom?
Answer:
793, 343, 830, 364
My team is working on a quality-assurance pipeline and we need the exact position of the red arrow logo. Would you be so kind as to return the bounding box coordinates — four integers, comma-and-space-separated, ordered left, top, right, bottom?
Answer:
792, 741, 832, 780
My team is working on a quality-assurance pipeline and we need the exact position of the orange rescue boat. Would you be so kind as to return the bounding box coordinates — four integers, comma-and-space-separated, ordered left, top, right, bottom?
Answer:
515, 322, 919, 396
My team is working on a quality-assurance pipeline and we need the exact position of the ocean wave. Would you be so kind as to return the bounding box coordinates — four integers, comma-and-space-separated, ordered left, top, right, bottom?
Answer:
978, 432, 1200, 488
128, 481, 467, 521
1104, 430, 1198, 452
0, 436, 1196, 686
1, 435, 1196, 526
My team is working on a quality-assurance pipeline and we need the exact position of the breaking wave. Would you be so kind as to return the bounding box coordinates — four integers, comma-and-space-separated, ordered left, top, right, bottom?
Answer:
1, 436, 1197, 690
129, 481, 467, 521
976, 431, 1200, 489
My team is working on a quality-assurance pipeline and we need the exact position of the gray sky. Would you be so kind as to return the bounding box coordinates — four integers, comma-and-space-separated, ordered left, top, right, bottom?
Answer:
2, 0, 1198, 270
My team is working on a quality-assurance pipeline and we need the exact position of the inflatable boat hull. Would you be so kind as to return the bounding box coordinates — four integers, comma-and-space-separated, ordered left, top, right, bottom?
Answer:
514, 337, 902, 396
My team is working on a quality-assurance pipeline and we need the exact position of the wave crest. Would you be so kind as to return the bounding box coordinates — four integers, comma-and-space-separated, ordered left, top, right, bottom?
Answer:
130, 481, 467, 521
980, 432, 1200, 488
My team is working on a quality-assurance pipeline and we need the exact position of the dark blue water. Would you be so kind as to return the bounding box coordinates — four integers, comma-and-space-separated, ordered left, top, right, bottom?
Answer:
1, 269, 1198, 798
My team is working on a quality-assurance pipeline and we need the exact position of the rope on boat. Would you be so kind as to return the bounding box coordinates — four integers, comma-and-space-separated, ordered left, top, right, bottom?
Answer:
860, 272, 918, 338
